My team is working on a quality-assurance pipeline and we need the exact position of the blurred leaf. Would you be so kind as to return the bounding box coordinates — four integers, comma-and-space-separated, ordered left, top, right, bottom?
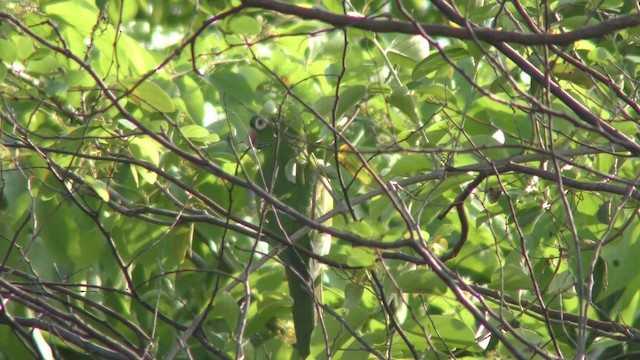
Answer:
107, 0, 138, 22
337, 144, 374, 186
389, 86, 419, 122
343, 283, 365, 309
346, 247, 376, 267
181, 124, 219, 142
388, 154, 433, 177
491, 263, 533, 291
413, 45, 469, 79
166, 224, 193, 265
337, 85, 367, 118
211, 291, 240, 330
386, 34, 430, 66
84, 175, 110, 202
310, 307, 370, 358
557, 16, 600, 30
208, 70, 254, 101
397, 269, 448, 294
0, 38, 18, 62
177, 75, 206, 123
26, 54, 59, 75
122, 78, 176, 113
130, 136, 160, 184
407, 315, 477, 349
43, 0, 99, 32
551, 61, 593, 88
227, 16, 261, 36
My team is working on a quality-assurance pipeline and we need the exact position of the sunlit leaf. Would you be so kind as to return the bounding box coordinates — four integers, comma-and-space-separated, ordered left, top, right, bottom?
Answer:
84, 175, 110, 202
121, 78, 176, 113
227, 16, 261, 36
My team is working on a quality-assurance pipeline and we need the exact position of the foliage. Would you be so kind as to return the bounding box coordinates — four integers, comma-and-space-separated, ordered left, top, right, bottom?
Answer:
1, 0, 640, 358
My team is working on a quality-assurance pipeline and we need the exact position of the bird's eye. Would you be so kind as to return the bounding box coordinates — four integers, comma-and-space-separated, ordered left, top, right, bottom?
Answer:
253, 117, 269, 130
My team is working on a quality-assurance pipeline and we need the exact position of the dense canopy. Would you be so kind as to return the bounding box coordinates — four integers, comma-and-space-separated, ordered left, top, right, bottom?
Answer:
1, 0, 640, 359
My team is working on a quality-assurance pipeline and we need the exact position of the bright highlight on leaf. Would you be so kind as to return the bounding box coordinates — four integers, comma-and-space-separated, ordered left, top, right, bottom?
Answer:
84, 175, 110, 202
129, 136, 160, 185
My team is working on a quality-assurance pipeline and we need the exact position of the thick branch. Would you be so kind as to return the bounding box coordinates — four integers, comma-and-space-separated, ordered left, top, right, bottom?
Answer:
241, 0, 640, 46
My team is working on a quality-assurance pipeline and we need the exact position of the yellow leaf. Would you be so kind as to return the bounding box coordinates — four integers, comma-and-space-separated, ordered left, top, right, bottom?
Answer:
337, 144, 374, 186
551, 61, 593, 89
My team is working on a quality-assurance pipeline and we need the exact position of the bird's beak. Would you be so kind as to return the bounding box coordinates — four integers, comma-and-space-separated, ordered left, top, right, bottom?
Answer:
249, 128, 257, 148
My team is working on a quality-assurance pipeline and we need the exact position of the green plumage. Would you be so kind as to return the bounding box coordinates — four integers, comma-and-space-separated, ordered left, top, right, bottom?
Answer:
250, 115, 318, 359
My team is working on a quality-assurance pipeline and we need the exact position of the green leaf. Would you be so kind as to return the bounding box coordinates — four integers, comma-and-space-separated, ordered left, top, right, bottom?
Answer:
165, 225, 193, 265
43, 81, 69, 96
227, 16, 261, 36
314, 85, 367, 119
0, 64, 6, 84
26, 55, 59, 75
343, 283, 365, 309
516, 204, 545, 235
347, 247, 377, 267
407, 315, 477, 349
181, 124, 219, 142
0, 39, 17, 62
397, 269, 448, 294
208, 70, 254, 101
388, 154, 433, 176
557, 16, 600, 30
244, 292, 291, 337
389, 86, 419, 122
408, 82, 456, 103
13, 34, 35, 59
43, 0, 100, 33
177, 75, 205, 123
337, 85, 367, 118
490, 264, 533, 291
121, 78, 176, 113
84, 175, 110, 202
412, 45, 469, 79
310, 307, 370, 358
385, 34, 430, 66
469, 134, 512, 160
597, 222, 640, 299
63, 70, 93, 87
468, 3, 500, 23
211, 291, 240, 331
130, 136, 160, 166
129, 136, 160, 184
107, 0, 138, 23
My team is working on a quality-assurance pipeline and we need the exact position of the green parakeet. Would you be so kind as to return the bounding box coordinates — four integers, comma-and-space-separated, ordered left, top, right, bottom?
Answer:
249, 115, 330, 359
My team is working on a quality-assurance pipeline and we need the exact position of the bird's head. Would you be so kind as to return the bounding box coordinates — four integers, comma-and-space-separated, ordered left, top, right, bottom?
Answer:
249, 115, 275, 148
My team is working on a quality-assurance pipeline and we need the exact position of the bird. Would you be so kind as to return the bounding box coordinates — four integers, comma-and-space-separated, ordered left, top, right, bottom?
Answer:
249, 114, 331, 359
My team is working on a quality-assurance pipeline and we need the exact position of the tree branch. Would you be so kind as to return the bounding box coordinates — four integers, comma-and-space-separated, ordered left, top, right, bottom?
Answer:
240, 0, 640, 46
